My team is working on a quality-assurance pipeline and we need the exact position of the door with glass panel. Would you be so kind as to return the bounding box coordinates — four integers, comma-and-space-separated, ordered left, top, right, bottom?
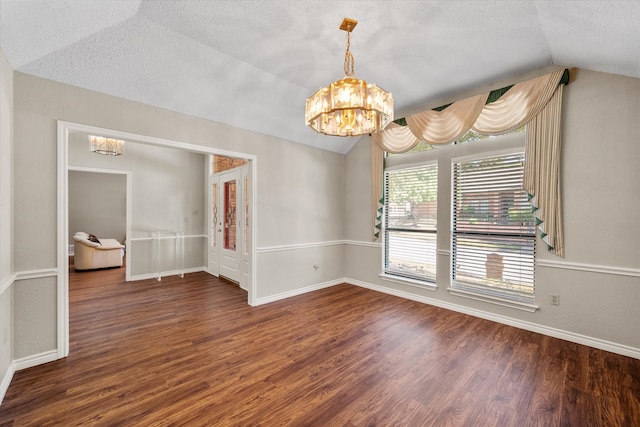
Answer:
217, 168, 243, 283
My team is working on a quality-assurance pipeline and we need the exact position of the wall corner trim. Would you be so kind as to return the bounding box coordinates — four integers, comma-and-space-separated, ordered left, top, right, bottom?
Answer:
0, 273, 17, 295
0, 361, 16, 406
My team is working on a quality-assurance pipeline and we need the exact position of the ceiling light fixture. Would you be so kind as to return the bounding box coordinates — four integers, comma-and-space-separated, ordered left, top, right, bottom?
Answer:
89, 135, 125, 156
305, 18, 394, 137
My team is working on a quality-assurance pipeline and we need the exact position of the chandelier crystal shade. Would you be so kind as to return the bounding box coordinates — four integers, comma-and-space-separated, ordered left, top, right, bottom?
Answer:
305, 18, 393, 137
89, 135, 125, 156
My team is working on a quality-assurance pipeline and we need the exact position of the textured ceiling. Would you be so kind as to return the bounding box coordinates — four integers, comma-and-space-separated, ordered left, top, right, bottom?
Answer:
1, 1, 639, 154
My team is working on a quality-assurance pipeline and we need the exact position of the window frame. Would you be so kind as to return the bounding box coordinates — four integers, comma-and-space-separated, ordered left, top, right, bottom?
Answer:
450, 148, 537, 306
382, 161, 438, 287
381, 131, 539, 311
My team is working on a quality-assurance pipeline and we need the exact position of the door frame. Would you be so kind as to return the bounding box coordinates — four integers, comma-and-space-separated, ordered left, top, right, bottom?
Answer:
57, 120, 258, 359
67, 166, 131, 280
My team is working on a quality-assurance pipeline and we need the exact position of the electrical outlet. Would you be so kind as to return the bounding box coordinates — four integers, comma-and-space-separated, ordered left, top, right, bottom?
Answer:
551, 294, 560, 306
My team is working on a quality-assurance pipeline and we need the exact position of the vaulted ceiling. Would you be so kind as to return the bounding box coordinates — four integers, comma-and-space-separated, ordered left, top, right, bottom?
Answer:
1, 1, 638, 154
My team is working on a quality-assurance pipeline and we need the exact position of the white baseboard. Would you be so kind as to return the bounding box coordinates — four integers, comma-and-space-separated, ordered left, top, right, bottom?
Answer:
252, 275, 640, 359
13, 349, 59, 371
254, 279, 344, 306
345, 277, 640, 360
128, 267, 205, 282
0, 361, 16, 405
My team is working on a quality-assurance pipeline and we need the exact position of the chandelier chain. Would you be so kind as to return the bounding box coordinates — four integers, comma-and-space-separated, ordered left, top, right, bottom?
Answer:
343, 30, 355, 77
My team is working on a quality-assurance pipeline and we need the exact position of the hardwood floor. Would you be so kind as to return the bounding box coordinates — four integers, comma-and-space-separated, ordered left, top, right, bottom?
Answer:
1, 259, 639, 426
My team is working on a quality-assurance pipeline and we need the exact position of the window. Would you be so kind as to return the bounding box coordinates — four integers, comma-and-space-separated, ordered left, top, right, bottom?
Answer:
451, 151, 536, 301
384, 164, 437, 282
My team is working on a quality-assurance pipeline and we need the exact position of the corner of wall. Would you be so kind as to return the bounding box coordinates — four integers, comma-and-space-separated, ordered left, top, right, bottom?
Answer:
0, 45, 15, 406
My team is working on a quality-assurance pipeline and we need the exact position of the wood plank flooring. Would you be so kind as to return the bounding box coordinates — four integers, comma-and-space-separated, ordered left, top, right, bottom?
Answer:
1, 258, 639, 426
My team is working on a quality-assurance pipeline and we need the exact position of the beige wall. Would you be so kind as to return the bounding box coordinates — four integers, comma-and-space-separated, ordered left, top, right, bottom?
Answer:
12, 71, 346, 359
69, 134, 207, 239
0, 47, 14, 398
344, 69, 640, 351
69, 171, 127, 244
69, 135, 208, 276
6, 64, 639, 374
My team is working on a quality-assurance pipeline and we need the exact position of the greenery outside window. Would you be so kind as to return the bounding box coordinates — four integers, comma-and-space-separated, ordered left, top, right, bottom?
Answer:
384, 164, 437, 282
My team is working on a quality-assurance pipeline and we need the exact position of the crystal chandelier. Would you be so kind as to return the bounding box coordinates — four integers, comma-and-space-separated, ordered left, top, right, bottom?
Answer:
305, 18, 394, 137
89, 135, 125, 156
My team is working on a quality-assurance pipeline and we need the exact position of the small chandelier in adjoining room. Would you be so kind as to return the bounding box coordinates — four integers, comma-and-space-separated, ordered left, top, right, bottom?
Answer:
89, 135, 125, 156
305, 18, 394, 137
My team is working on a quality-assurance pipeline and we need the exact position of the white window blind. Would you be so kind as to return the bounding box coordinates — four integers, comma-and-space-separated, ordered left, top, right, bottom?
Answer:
384, 164, 437, 282
452, 152, 535, 301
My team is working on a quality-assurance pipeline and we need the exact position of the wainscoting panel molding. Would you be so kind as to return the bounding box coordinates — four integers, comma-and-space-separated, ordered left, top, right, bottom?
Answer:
343, 240, 381, 249
537, 259, 640, 278
14, 268, 58, 282
257, 241, 345, 254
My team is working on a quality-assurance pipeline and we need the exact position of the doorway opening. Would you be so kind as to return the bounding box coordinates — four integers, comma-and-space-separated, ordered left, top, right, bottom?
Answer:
67, 167, 130, 276
57, 121, 258, 359
208, 157, 249, 289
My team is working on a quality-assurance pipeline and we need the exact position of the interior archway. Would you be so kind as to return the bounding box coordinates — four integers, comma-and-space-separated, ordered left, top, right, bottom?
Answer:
57, 120, 258, 358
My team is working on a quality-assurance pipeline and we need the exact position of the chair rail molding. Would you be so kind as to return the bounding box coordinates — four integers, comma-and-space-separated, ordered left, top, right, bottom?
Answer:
0, 273, 16, 295
537, 259, 640, 278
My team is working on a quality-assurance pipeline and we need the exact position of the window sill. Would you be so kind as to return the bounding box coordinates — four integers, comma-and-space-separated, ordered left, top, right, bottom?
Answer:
447, 287, 539, 312
379, 273, 437, 291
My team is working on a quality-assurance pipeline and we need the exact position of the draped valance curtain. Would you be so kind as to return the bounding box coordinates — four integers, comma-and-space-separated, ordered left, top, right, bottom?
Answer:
371, 69, 567, 257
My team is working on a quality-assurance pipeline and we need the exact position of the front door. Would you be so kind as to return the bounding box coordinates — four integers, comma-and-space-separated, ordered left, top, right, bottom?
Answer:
218, 168, 243, 283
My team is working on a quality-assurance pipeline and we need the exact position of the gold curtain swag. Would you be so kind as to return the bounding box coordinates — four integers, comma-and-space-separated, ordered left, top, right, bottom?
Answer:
371, 142, 385, 239
406, 93, 489, 145
371, 69, 567, 257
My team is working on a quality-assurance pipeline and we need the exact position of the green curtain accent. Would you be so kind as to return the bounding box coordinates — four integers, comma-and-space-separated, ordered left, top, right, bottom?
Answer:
374, 156, 386, 239
528, 192, 556, 252
393, 69, 570, 126
374, 195, 384, 239
486, 85, 513, 104
433, 103, 452, 112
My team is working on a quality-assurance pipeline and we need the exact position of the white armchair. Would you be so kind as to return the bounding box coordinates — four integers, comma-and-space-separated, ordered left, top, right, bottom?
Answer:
73, 232, 125, 270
